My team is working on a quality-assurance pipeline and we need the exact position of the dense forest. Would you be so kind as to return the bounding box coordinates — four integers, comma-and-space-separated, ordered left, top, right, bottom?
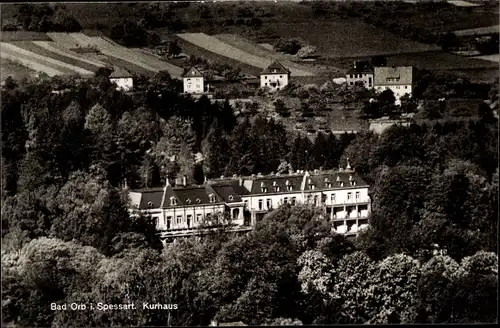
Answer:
1, 69, 498, 326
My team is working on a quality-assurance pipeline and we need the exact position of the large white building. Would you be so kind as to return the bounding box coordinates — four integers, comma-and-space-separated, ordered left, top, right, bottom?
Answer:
109, 67, 133, 92
129, 167, 371, 241
183, 67, 205, 94
374, 66, 413, 105
260, 60, 290, 92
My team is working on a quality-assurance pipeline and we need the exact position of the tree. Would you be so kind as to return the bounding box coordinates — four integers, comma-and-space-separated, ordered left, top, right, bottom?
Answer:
166, 40, 182, 58
297, 46, 317, 59
377, 89, 396, 114
365, 254, 421, 324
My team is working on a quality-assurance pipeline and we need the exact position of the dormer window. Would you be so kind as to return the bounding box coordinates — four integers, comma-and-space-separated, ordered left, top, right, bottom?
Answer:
196, 198, 201, 203
310, 184, 315, 190
327, 182, 332, 188
273, 181, 277, 186
340, 182, 344, 187
262, 187, 268, 193
275, 186, 280, 192
324, 177, 329, 183
351, 181, 356, 186
287, 185, 293, 191
336, 176, 340, 182
349, 175, 353, 181
285, 180, 290, 186
170, 197, 177, 206
185, 199, 191, 204
147, 201, 153, 208
228, 195, 234, 201
209, 194, 216, 203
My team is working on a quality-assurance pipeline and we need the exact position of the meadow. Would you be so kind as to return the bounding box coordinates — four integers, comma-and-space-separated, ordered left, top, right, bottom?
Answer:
267, 20, 440, 58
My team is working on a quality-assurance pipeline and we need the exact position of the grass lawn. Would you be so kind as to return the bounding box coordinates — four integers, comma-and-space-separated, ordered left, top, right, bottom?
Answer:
0, 57, 37, 82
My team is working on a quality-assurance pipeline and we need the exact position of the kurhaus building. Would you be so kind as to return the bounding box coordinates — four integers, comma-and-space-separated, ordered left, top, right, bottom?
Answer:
129, 165, 371, 241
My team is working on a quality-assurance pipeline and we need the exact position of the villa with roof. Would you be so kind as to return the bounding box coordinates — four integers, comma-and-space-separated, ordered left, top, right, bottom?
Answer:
109, 66, 133, 91
182, 66, 205, 94
260, 60, 291, 92
374, 66, 413, 105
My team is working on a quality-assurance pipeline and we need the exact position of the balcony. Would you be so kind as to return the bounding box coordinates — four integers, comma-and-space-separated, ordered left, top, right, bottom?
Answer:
327, 198, 371, 206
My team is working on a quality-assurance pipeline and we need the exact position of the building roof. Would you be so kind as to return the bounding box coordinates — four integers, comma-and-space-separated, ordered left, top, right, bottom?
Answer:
304, 170, 369, 191
243, 173, 305, 195
183, 67, 204, 78
109, 66, 132, 78
260, 60, 290, 75
211, 184, 246, 203
374, 66, 413, 86
137, 188, 164, 209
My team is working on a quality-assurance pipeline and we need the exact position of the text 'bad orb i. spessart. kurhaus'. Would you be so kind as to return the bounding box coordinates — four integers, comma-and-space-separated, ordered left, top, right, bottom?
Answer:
51, 303, 179, 311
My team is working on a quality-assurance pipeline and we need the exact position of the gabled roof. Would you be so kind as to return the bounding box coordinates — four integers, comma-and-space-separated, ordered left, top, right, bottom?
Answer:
183, 67, 204, 78
260, 60, 290, 75
109, 66, 132, 78
374, 66, 413, 86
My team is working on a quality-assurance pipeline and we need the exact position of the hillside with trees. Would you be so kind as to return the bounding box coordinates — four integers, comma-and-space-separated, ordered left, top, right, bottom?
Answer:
1, 64, 498, 325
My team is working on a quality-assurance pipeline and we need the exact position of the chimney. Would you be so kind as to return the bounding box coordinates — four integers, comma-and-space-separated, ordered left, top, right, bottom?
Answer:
239, 177, 243, 186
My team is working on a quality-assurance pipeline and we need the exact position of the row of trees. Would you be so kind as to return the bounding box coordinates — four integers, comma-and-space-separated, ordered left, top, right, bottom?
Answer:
2, 204, 497, 326
5, 3, 81, 32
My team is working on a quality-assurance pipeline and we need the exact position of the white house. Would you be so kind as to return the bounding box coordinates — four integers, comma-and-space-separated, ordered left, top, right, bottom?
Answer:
239, 167, 371, 235
346, 60, 374, 89
260, 60, 290, 92
374, 66, 413, 105
109, 67, 133, 91
183, 67, 205, 94
130, 167, 371, 240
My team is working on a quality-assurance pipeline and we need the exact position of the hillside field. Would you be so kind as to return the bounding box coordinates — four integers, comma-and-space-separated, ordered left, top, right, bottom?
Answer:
266, 20, 441, 58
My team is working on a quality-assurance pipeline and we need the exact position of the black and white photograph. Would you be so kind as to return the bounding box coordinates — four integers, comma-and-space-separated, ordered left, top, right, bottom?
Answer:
0, 0, 498, 326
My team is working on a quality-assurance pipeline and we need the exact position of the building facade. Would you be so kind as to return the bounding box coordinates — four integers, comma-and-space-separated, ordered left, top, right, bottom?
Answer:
260, 60, 290, 92
109, 67, 133, 91
346, 60, 374, 89
374, 66, 413, 105
183, 67, 205, 94
129, 168, 371, 240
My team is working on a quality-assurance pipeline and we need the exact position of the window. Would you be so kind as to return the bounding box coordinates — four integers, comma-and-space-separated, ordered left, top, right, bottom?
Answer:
265, 83, 268, 86
196, 85, 200, 88
258, 199, 263, 210
228, 195, 234, 201
266, 198, 272, 209
147, 201, 153, 208
350, 82, 353, 86
310, 184, 315, 190
196, 214, 202, 223
355, 192, 360, 200
262, 187, 268, 193
166, 216, 172, 229
244, 200, 249, 207
187, 215, 192, 228
284, 197, 288, 204
176, 215, 182, 224
170, 197, 177, 206
307, 195, 312, 203
280, 75, 283, 78
291, 197, 296, 205
347, 192, 352, 201
331, 193, 336, 203
185, 199, 191, 204
340, 182, 344, 187
405, 86, 408, 89
232, 208, 240, 219
287, 185, 293, 191
275, 186, 280, 192
314, 195, 319, 205
209, 194, 216, 203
